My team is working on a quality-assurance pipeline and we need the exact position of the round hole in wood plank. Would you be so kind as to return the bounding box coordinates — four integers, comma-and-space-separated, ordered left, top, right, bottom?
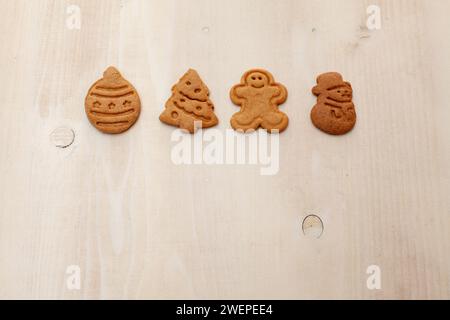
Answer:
50, 127, 75, 148
202, 26, 210, 33
302, 215, 324, 238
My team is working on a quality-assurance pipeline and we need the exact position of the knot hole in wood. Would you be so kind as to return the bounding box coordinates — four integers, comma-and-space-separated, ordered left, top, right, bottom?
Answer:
302, 215, 324, 239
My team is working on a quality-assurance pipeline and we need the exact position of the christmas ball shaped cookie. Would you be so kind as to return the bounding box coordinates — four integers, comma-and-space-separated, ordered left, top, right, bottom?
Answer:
85, 67, 141, 134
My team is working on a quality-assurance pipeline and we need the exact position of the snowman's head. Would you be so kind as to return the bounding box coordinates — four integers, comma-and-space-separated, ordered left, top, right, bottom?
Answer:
326, 84, 353, 102
312, 72, 353, 102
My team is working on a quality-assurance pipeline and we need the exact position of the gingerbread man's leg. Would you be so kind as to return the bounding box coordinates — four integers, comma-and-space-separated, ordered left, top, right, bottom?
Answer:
230, 111, 262, 132
260, 111, 289, 133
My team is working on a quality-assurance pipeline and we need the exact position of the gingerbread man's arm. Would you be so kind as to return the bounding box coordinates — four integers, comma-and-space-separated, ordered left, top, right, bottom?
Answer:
270, 83, 288, 105
230, 84, 248, 106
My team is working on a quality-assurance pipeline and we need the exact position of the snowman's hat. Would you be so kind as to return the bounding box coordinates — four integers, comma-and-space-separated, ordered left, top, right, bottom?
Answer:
313, 72, 351, 95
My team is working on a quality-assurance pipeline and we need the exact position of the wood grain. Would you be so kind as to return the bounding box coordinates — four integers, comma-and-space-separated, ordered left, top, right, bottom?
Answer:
0, 0, 449, 299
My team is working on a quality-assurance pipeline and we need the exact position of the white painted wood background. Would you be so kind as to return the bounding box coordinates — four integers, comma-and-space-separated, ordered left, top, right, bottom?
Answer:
0, 0, 449, 300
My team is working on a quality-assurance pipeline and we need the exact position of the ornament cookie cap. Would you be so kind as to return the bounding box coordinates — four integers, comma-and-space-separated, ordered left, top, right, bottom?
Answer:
103, 66, 122, 80
85, 66, 141, 134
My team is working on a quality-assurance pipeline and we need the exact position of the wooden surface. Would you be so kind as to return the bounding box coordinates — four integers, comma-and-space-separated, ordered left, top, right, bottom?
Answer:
0, 0, 449, 300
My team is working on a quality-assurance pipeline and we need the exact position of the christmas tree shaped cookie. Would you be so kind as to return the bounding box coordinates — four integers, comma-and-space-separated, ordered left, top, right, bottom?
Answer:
160, 69, 218, 133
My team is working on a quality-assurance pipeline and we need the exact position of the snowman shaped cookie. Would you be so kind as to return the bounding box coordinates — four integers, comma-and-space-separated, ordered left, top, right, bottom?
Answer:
311, 72, 356, 135
230, 69, 288, 133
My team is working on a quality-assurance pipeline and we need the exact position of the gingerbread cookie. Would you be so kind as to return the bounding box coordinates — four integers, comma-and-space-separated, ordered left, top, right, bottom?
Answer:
230, 69, 288, 133
311, 72, 356, 135
85, 67, 141, 134
160, 69, 218, 133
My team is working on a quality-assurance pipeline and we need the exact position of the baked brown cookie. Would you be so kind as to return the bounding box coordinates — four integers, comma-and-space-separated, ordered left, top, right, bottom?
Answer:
230, 69, 288, 133
311, 72, 356, 135
160, 69, 218, 133
85, 67, 141, 134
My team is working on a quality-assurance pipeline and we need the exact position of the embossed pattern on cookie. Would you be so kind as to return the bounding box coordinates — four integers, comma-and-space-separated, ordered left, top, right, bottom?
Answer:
85, 67, 141, 134
230, 69, 289, 133
311, 72, 357, 135
160, 69, 218, 133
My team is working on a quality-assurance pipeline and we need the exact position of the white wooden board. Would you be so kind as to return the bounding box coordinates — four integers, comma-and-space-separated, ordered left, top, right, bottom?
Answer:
0, 0, 449, 299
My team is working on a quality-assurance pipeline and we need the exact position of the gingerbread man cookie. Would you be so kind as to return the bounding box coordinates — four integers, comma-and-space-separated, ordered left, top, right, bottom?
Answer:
160, 69, 218, 133
230, 69, 288, 133
85, 67, 141, 134
311, 72, 356, 135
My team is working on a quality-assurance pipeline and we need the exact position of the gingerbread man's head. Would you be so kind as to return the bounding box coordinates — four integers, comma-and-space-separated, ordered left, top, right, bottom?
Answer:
242, 70, 274, 89
312, 72, 353, 103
